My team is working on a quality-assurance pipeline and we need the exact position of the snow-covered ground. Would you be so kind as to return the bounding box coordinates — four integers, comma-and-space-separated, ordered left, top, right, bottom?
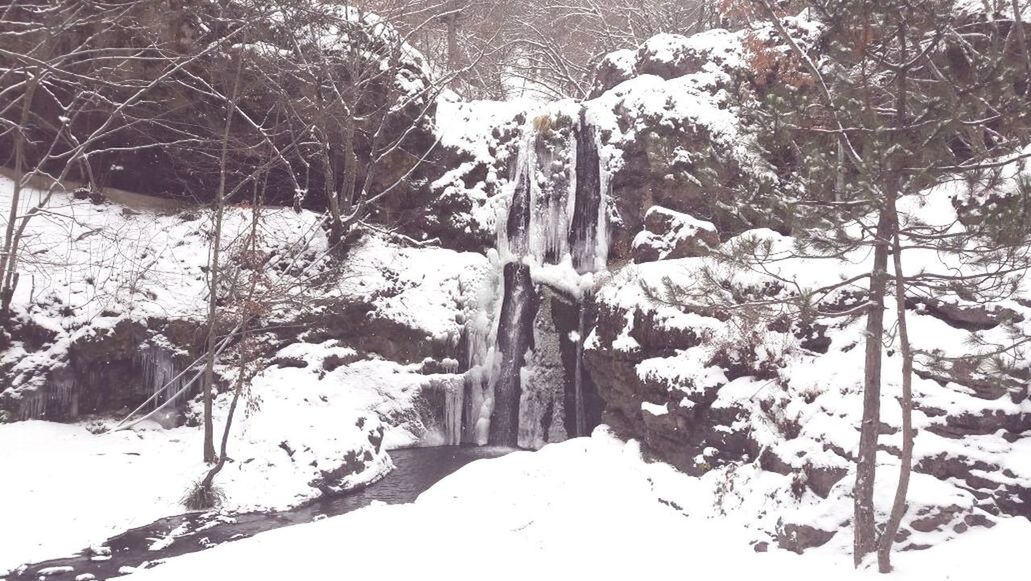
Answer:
0, 347, 460, 573
0, 175, 490, 572
111, 428, 1029, 581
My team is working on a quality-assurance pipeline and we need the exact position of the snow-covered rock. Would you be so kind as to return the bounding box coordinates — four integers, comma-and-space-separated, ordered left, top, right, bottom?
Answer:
632, 206, 719, 263
588, 172, 1031, 550
429, 24, 786, 259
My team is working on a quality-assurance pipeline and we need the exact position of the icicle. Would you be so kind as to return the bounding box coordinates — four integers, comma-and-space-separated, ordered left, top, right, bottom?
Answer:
462, 242, 506, 445
18, 389, 46, 420
441, 358, 460, 374
137, 344, 185, 411
443, 377, 463, 445
593, 130, 612, 274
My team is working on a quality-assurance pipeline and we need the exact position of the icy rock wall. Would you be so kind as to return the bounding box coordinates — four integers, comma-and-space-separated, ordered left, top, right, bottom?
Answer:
462, 107, 610, 448
10, 338, 190, 422
418, 375, 467, 446
137, 344, 188, 410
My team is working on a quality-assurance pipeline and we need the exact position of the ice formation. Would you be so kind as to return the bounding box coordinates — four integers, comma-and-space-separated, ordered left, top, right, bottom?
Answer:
462, 106, 611, 448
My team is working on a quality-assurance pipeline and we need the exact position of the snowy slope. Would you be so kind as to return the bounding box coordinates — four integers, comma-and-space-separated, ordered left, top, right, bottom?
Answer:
0, 341, 465, 572
0, 176, 490, 572
0, 173, 489, 414
588, 156, 1031, 551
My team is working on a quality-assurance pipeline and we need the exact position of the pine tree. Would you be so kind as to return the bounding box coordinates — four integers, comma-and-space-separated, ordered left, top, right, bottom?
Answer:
750, 0, 1031, 570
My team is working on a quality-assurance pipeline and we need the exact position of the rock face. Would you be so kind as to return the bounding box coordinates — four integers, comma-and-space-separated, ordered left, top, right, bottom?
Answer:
587, 29, 788, 257
585, 231, 1031, 550
1, 2, 436, 212
776, 523, 837, 554
586, 299, 754, 475
427, 29, 785, 259
0, 317, 204, 422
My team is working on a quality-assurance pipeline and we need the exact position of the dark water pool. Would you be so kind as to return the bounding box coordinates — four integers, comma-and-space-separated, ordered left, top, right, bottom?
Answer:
5, 446, 513, 580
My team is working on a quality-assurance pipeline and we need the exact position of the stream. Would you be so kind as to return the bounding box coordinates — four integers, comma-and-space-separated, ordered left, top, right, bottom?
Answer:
6, 446, 513, 580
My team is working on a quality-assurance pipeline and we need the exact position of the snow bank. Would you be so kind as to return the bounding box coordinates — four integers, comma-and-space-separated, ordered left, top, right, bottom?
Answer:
0, 342, 453, 572
335, 234, 489, 344
117, 429, 1030, 581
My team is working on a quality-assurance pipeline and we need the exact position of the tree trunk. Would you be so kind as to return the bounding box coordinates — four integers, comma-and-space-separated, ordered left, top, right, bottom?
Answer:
878, 216, 914, 573
877, 19, 914, 573
446, 3, 459, 72
321, 142, 344, 245
0, 75, 39, 315
835, 140, 846, 203
340, 119, 357, 219
202, 58, 243, 463
854, 204, 892, 567
1012, 0, 1031, 94
199, 164, 263, 495
199, 343, 247, 493
202, 175, 226, 462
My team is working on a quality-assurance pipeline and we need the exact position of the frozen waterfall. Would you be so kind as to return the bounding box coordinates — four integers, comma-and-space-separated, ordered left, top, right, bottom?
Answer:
462, 107, 610, 448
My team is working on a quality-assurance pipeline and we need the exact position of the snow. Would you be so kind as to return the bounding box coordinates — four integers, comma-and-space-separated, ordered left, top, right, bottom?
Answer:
638, 29, 748, 72
637, 349, 728, 397
111, 429, 1030, 581
590, 158, 1031, 548
435, 94, 533, 164
0, 175, 492, 572
35, 566, 74, 576
335, 234, 490, 344
588, 73, 742, 151
640, 401, 668, 416
598, 48, 637, 77
633, 206, 718, 260
0, 345, 453, 573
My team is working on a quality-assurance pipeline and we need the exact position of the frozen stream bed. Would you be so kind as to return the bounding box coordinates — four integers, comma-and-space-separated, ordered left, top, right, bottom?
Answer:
4, 446, 512, 580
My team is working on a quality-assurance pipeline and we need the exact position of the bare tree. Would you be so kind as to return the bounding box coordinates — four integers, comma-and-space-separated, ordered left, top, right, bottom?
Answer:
354, 0, 719, 99
0, 1, 250, 315
237, 0, 493, 244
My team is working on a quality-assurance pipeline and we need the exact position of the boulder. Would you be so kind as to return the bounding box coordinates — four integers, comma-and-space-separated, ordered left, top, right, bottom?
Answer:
776, 523, 836, 554
633, 206, 719, 263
